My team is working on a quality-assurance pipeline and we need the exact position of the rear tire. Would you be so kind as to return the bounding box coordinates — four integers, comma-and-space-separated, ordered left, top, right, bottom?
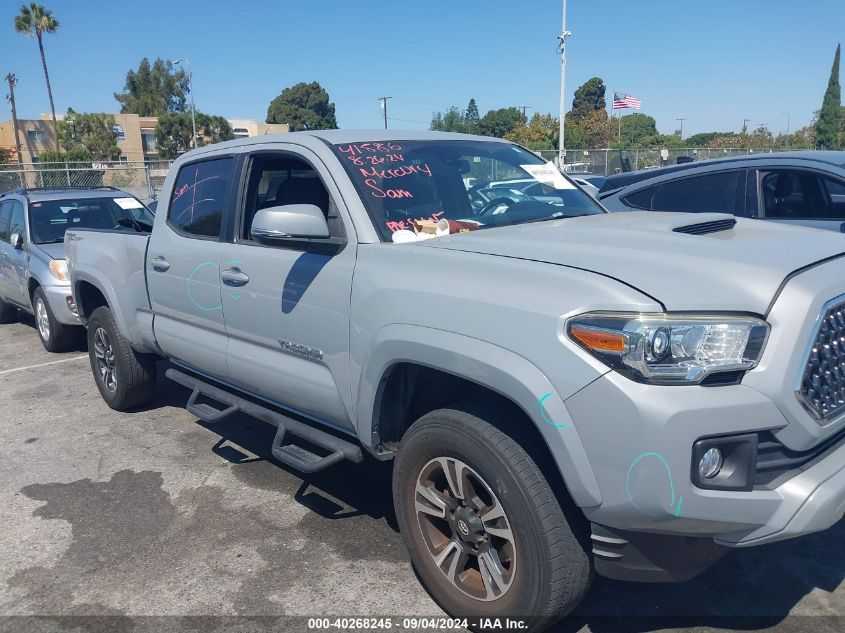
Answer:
87, 306, 157, 411
0, 300, 17, 324
33, 287, 76, 352
393, 405, 592, 632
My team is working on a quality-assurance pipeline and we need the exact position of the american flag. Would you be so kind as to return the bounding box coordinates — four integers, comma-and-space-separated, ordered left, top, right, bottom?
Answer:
612, 92, 642, 110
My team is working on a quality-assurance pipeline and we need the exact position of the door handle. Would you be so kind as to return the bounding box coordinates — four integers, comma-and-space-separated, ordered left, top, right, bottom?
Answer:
221, 268, 249, 287
151, 256, 170, 272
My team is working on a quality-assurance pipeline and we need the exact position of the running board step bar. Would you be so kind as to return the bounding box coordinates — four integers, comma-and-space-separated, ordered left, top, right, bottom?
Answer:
166, 368, 363, 473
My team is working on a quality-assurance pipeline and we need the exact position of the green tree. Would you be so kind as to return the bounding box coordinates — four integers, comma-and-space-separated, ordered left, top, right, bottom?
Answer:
465, 98, 480, 133
505, 113, 559, 150
478, 107, 526, 138
816, 44, 842, 149
14, 3, 60, 151
685, 131, 735, 146
617, 113, 658, 146
115, 57, 189, 116
155, 112, 235, 159
430, 106, 469, 132
266, 81, 337, 131
571, 77, 606, 119
57, 109, 120, 161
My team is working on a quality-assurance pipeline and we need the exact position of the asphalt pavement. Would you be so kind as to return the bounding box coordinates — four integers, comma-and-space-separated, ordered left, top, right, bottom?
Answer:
1, 315, 844, 633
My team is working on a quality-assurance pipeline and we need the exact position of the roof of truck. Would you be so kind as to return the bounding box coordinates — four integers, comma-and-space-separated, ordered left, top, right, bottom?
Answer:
174, 129, 508, 161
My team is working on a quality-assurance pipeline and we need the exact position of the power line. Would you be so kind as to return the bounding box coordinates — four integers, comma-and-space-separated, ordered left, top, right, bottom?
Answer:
387, 117, 427, 124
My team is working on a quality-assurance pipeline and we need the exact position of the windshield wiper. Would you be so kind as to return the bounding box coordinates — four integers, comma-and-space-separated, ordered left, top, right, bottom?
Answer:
38, 237, 65, 244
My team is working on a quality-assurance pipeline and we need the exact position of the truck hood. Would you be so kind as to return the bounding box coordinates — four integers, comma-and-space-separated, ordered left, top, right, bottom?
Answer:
30, 242, 66, 261
420, 212, 845, 313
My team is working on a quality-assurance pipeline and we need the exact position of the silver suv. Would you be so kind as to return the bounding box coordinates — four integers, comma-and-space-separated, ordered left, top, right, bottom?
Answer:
0, 187, 153, 351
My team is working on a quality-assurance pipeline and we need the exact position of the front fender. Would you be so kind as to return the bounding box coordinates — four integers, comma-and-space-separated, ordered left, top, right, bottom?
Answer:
356, 323, 602, 508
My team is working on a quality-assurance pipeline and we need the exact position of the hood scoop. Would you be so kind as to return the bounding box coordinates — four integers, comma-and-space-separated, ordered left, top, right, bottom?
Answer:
673, 217, 737, 235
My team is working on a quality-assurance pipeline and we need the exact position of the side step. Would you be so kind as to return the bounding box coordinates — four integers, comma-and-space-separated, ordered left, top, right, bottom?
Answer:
166, 368, 363, 473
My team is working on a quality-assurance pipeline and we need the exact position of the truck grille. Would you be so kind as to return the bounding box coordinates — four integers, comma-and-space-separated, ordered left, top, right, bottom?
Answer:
798, 297, 845, 423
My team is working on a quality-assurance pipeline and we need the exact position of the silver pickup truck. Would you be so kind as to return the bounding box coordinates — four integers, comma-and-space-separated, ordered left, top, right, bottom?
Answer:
67, 130, 845, 630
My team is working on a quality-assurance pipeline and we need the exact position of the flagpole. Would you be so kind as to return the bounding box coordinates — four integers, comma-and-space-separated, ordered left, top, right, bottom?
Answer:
557, 0, 571, 168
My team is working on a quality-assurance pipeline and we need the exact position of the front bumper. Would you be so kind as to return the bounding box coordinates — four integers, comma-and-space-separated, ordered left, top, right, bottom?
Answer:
42, 283, 80, 325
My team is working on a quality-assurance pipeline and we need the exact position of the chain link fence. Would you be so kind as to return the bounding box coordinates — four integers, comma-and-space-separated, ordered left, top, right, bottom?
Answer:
534, 148, 795, 176
0, 160, 173, 203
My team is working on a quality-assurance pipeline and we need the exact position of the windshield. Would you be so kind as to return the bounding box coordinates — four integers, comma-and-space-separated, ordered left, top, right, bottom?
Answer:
28, 196, 154, 244
331, 140, 604, 241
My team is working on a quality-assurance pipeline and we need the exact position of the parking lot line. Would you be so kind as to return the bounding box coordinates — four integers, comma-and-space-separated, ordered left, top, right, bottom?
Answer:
0, 355, 88, 376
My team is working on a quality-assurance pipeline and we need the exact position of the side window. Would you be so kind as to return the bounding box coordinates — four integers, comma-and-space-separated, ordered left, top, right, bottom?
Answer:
0, 201, 12, 242
823, 176, 845, 219
621, 186, 658, 210
241, 154, 334, 242
168, 157, 233, 238
760, 171, 833, 219
8, 201, 25, 240
650, 171, 742, 214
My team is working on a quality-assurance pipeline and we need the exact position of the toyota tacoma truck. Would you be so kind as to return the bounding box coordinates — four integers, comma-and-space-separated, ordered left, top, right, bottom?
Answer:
66, 130, 845, 630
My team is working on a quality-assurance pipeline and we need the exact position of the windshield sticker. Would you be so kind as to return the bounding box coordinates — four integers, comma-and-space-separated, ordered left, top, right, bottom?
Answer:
114, 197, 144, 210
520, 162, 575, 190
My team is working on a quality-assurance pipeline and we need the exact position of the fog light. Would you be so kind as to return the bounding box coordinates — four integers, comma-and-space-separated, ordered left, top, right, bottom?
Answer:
698, 447, 723, 479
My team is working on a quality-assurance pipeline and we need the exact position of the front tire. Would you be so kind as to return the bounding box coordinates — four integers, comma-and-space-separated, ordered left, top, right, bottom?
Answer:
393, 405, 592, 632
87, 306, 157, 411
32, 287, 76, 352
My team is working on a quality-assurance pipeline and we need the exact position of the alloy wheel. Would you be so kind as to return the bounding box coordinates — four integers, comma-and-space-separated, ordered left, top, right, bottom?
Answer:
93, 327, 117, 392
414, 456, 517, 602
35, 298, 50, 342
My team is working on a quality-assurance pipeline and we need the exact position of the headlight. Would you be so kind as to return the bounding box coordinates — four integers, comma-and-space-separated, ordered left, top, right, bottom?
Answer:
566, 312, 769, 384
48, 259, 69, 282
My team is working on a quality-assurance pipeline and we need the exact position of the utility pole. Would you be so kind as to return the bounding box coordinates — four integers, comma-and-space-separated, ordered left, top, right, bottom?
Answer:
172, 59, 197, 149
378, 96, 392, 129
742, 118, 750, 135
676, 117, 687, 140
5, 73, 24, 169
556, 0, 572, 168
518, 105, 532, 118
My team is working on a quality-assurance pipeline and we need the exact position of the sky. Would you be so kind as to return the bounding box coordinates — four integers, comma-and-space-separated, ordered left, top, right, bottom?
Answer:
2, 0, 843, 138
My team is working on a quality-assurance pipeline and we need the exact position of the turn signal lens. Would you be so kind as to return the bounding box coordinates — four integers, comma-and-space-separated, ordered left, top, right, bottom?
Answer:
48, 259, 69, 282
569, 325, 626, 354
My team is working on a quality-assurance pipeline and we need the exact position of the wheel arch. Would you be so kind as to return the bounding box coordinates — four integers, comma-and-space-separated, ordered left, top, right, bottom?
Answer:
356, 324, 602, 508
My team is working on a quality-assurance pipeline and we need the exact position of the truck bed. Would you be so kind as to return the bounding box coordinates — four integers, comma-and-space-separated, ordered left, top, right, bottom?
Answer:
65, 228, 158, 353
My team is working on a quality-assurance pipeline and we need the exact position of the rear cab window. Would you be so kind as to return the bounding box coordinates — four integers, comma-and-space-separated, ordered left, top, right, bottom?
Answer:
168, 157, 234, 238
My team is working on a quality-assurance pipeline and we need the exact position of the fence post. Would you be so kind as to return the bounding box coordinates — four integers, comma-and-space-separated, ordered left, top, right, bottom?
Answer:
604, 149, 608, 176
66, 162, 71, 187
145, 163, 154, 201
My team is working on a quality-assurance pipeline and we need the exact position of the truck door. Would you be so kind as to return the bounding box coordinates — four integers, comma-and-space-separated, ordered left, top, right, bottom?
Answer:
218, 146, 357, 430
146, 155, 237, 379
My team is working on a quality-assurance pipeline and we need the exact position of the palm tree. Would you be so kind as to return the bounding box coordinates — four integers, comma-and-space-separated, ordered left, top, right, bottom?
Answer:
14, 3, 60, 151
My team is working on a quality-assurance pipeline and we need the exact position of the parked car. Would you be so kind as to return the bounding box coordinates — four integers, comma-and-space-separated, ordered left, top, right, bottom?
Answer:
67, 131, 845, 630
0, 186, 153, 351
599, 151, 845, 232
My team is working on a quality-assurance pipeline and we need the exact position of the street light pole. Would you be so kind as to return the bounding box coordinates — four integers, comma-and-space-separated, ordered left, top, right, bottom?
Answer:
780, 112, 790, 148
172, 59, 198, 149
557, 0, 571, 168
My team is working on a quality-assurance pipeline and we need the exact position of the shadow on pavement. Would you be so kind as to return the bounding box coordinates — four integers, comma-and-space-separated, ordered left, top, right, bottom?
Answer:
151, 371, 844, 629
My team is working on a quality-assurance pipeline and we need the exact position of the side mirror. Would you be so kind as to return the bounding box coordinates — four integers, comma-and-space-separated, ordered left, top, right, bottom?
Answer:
10, 233, 23, 250
251, 204, 330, 243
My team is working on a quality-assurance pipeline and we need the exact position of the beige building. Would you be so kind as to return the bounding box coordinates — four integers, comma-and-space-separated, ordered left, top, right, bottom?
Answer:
0, 113, 288, 164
